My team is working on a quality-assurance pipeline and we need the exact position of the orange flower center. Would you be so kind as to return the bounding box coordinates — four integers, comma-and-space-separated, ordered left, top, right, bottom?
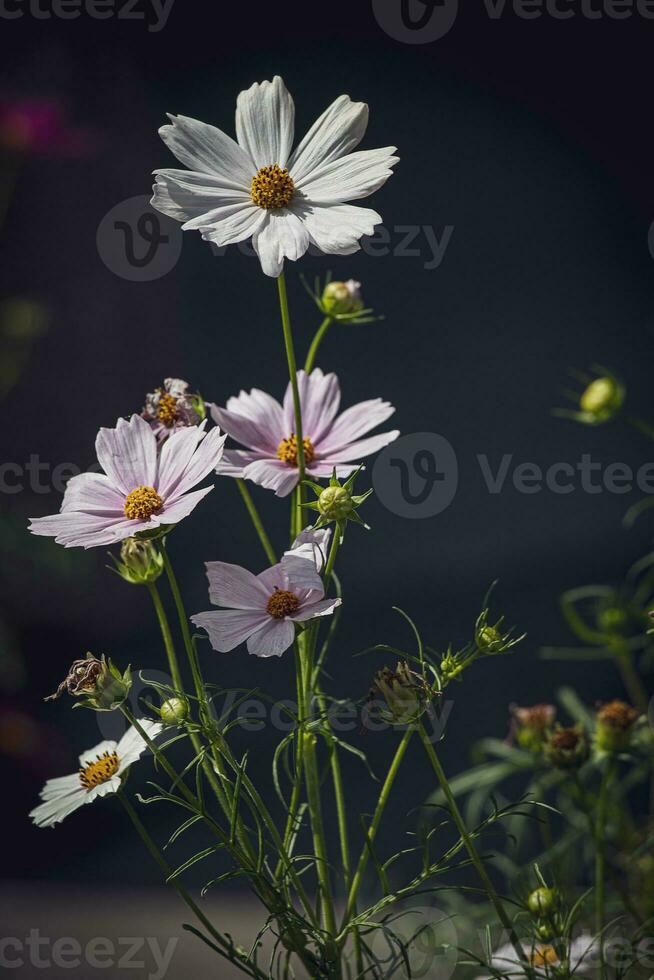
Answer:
531, 946, 559, 968
156, 392, 178, 428
124, 486, 163, 520
251, 164, 295, 210
277, 435, 315, 467
266, 589, 300, 619
79, 750, 120, 790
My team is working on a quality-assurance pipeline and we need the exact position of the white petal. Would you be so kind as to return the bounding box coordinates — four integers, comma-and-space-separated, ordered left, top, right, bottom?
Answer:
30, 788, 88, 827
117, 720, 162, 767
288, 95, 369, 184
236, 76, 295, 170
296, 147, 398, 203
152, 171, 250, 223
252, 211, 310, 278
158, 114, 253, 186
246, 618, 295, 658
294, 203, 381, 255
95, 414, 157, 496
79, 739, 117, 768
186, 203, 267, 247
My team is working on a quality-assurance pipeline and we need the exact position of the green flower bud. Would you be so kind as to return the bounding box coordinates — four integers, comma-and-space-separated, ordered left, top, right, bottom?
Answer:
477, 626, 503, 651
45, 653, 131, 712
597, 605, 629, 636
368, 661, 425, 726
510, 704, 556, 752
318, 485, 353, 521
535, 923, 556, 943
160, 696, 190, 726
112, 537, 164, 585
580, 376, 622, 418
544, 725, 589, 769
595, 700, 639, 753
528, 887, 560, 918
321, 279, 363, 316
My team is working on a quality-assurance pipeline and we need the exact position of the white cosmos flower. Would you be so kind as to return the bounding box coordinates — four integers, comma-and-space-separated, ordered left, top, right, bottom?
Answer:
30, 720, 162, 828
151, 75, 398, 278
476, 934, 598, 978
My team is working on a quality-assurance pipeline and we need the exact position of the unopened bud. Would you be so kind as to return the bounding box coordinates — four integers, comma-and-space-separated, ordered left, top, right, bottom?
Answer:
595, 700, 639, 752
528, 887, 560, 918
160, 696, 190, 726
322, 279, 363, 316
579, 376, 622, 420
114, 537, 164, 585
544, 725, 589, 769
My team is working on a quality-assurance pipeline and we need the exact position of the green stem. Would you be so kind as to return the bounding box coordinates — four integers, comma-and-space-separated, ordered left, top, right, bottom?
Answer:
304, 316, 333, 373
610, 640, 649, 714
236, 478, 277, 565
304, 728, 338, 940
277, 271, 306, 536
118, 791, 267, 980
595, 762, 612, 978
418, 724, 531, 976
147, 581, 184, 694
341, 728, 413, 933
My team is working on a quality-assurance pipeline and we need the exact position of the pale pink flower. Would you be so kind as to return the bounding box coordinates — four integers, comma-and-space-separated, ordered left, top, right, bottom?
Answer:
212, 368, 399, 497
29, 415, 225, 549
192, 538, 340, 659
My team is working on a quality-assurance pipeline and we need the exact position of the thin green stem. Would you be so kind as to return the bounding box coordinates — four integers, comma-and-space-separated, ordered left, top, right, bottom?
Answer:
595, 761, 612, 978
277, 271, 306, 536
418, 724, 531, 976
341, 728, 413, 934
236, 478, 277, 565
304, 316, 333, 373
147, 581, 184, 694
304, 729, 337, 939
610, 639, 649, 714
118, 790, 267, 980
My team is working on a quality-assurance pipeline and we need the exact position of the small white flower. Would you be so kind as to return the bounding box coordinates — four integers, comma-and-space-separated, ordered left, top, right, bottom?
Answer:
151, 76, 398, 277
477, 935, 598, 978
30, 720, 162, 828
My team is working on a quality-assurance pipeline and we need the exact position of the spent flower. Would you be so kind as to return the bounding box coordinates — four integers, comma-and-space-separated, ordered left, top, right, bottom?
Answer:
510, 703, 556, 752
595, 699, 639, 753
45, 654, 131, 712
544, 725, 590, 770
367, 660, 428, 726
142, 377, 205, 443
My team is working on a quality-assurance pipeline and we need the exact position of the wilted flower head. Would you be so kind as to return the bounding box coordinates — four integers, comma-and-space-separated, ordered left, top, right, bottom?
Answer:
544, 725, 589, 769
510, 703, 556, 752
595, 700, 639, 752
152, 76, 398, 277
142, 377, 204, 443
367, 661, 427, 726
45, 654, 131, 712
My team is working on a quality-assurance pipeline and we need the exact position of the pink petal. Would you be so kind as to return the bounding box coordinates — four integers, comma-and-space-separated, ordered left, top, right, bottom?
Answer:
60, 472, 125, 515
204, 561, 269, 610
29, 512, 140, 548
281, 552, 324, 594
306, 462, 359, 480
211, 399, 282, 454
154, 485, 213, 525
283, 369, 341, 444
163, 426, 225, 499
191, 609, 267, 652
291, 597, 342, 623
256, 563, 288, 594
215, 449, 268, 477
242, 458, 299, 497
321, 429, 400, 463
317, 399, 396, 454
156, 425, 204, 498
246, 618, 295, 658
95, 415, 157, 495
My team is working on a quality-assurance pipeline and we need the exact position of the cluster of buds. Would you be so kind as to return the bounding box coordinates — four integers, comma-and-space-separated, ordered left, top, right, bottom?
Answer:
46, 654, 131, 712
141, 377, 205, 443
554, 365, 624, 427
303, 468, 372, 531
527, 885, 564, 944
367, 661, 430, 727
595, 700, 639, 753
544, 725, 590, 770
510, 703, 556, 752
110, 537, 164, 586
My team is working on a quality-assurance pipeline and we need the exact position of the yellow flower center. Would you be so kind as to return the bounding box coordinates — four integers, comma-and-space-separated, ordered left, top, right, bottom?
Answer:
266, 589, 300, 619
156, 392, 178, 428
124, 486, 163, 520
79, 750, 120, 791
531, 946, 559, 968
251, 164, 295, 210
277, 435, 315, 467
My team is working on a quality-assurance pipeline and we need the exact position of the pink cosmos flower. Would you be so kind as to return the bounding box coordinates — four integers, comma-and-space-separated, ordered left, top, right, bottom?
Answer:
212, 368, 399, 497
192, 535, 340, 659
29, 414, 226, 549
0, 97, 100, 156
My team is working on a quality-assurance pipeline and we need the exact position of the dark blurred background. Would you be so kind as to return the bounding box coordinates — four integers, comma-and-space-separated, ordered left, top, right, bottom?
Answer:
1, 0, 653, 973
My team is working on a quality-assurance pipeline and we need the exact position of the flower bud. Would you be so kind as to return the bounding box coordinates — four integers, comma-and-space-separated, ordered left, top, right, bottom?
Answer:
595, 700, 639, 752
544, 725, 589, 769
113, 537, 164, 585
528, 887, 560, 918
318, 485, 353, 522
159, 696, 190, 726
579, 376, 623, 420
321, 279, 363, 316
368, 661, 424, 726
596, 604, 629, 636
510, 703, 556, 752
46, 653, 131, 712
477, 626, 503, 651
